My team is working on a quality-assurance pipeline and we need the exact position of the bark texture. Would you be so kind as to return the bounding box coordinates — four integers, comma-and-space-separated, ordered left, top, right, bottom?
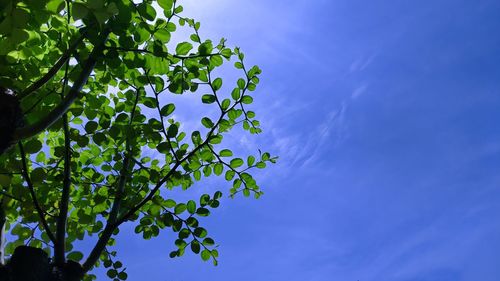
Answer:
0, 87, 23, 155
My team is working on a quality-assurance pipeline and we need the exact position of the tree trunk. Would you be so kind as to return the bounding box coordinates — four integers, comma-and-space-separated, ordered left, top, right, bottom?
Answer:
0, 207, 6, 264
0, 88, 23, 155
0, 246, 84, 281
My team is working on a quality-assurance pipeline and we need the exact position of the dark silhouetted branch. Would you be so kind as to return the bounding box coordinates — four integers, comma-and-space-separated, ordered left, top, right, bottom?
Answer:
13, 28, 111, 142
18, 143, 56, 244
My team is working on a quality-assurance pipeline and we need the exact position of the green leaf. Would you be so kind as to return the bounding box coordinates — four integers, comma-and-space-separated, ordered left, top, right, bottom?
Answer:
190, 34, 200, 43
219, 149, 233, 157
118, 272, 128, 280
203, 165, 212, 177
200, 194, 210, 206
176, 42, 193, 55
193, 227, 207, 238
194, 170, 201, 181
201, 249, 211, 261
241, 96, 253, 104
230, 158, 244, 168
221, 48, 232, 58
221, 99, 231, 110
243, 189, 250, 197
174, 203, 187, 214
191, 240, 200, 254
212, 78, 222, 90
225, 170, 235, 181
213, 163, 223, 175
154, 29, 171, 42
12, 9, 29, 29
158, 0, 174, 11
160, 103, 176, 116
36, 151, 46, 162
198, 41, 213, 55
0, 1, 275, 274
107, 269, 118, 278
202, 237, 215, 246
201, 117, 214, 128
247, 83, 257, 91
231, 88, 240, 100
214, 191, 223, 199
196, 208, 210, 217
165, 199, 176, 208
93, 132, 106, 145
138, 3, 156, 21
67, 251, 84, 261
175, 238, 187, 248
156, 142, 170, 153
262, 152, 271, 161
103, 260, 112, 268
47, 0, 65, 13
211, 249, 219, 258
174, 5, 184, 14
72, 3, 89, 20
179, 228, 190, 239
187, 200, 196, 214
24, 139, 42, 154
247, 156, 256, 166
85, 121, 99, 133
166, 22, 176, 32
202, 94, 216, 104
0, 175, 11, 187
237, 78, 246, 89
210, 55, 223, 67
167, 124, 178, 138
209, 135, 223, 144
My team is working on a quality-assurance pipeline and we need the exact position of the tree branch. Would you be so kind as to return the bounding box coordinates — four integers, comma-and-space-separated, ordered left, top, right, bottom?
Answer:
82, 89, 140, 272
54, 51, 72, 266
54, 114, 71, 265
111, 68, 251, 227
13, 28, 111, 142
18, 143, 57, 244
107, 46, 218, 60
0, 190, 23, 202
113, 109, 227, 227
18, 32, 86, 100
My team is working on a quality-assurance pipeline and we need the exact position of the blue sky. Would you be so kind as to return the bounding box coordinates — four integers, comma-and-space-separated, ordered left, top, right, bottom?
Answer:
93, 0, 500, 280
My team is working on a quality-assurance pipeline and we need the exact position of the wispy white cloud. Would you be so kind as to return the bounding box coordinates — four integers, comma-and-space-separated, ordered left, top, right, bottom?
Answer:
299, 102, 348, 168
263, 100, 348, 171
351, 84, 368, 99
349, 54, 377, 73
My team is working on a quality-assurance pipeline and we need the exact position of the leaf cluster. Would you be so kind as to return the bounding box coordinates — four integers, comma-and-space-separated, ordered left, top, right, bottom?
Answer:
0, 0, 276, 279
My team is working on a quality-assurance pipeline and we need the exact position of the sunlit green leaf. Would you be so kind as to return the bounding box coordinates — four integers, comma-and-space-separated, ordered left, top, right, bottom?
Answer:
176, 42, 193, 55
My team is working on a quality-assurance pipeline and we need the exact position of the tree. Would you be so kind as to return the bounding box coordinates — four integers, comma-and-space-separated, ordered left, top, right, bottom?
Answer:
0, 1, 276, 280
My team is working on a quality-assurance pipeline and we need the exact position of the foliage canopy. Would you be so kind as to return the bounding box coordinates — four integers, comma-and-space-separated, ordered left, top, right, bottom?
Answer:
0, 0, 276, 280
